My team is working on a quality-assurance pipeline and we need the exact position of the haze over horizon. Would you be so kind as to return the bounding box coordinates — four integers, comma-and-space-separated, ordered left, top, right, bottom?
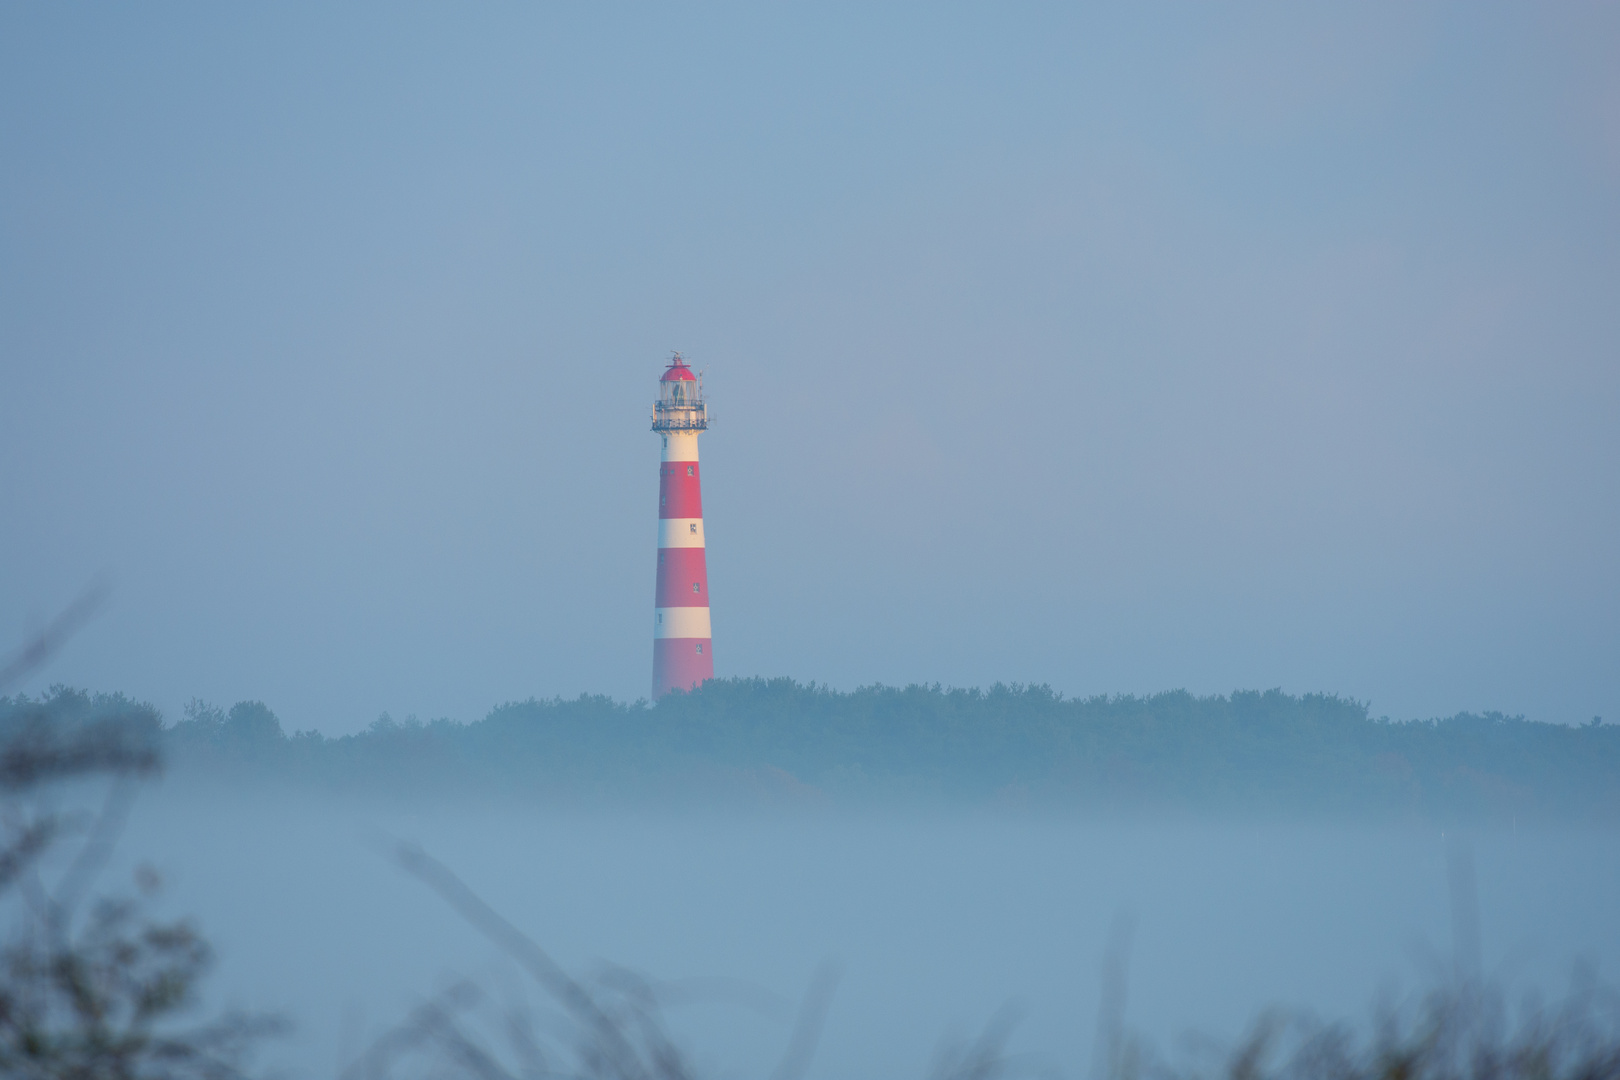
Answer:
3, 4, 1617, 735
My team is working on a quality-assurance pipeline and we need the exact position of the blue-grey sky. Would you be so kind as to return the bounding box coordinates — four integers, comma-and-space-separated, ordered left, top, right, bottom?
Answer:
3, 3, 1616, 734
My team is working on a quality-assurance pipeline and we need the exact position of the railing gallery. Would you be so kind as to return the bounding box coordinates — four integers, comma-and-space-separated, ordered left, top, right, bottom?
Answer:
651, 405, 709, 431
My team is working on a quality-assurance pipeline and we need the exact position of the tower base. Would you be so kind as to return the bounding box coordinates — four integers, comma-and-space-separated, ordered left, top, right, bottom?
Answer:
653, 637, 713, 698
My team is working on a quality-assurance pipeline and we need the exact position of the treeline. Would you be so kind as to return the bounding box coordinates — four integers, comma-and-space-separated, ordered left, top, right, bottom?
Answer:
6, 680, 1618, 820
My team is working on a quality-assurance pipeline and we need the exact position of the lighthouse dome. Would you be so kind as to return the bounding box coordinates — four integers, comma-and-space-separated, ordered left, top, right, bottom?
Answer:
661, 356, 696, 382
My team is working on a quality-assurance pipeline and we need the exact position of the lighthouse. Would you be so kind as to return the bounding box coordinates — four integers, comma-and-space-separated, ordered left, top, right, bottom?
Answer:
651, 353, 714, 698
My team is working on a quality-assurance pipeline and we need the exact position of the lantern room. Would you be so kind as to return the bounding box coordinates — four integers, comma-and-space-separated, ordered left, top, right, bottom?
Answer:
652, 352, 709, 432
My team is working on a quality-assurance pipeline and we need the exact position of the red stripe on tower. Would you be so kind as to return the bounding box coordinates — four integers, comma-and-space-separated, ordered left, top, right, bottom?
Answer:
650, 352, 714, 698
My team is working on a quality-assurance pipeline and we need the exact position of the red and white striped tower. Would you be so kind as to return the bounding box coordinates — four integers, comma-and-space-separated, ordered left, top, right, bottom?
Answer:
651, 353, 713, 698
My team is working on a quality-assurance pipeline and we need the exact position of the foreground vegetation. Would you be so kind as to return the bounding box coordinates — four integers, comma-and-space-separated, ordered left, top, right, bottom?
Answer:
11, 678, 1618, 820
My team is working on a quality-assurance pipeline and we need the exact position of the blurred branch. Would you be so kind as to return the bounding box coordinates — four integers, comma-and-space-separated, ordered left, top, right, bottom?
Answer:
0, 579, 109, 693
0, 714, 160, 791
45, 771, 143, 941
0, 815, 56, 895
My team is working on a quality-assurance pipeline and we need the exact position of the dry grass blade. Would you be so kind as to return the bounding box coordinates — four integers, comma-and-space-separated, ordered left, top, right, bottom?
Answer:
392, 841, 688, 1080
930, 1002, 1029, 1080
767, 958, 841, 1080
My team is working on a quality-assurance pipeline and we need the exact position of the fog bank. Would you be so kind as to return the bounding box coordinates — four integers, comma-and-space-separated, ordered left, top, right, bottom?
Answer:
111, 788, 1620, 1079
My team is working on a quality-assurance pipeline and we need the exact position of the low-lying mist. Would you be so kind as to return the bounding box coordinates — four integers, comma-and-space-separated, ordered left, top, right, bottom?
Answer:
111, 788, 1620, 1079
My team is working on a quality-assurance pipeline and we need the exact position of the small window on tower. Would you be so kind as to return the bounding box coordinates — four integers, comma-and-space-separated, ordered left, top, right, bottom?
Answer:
686, 465, 693, 476
692, 582, 700, 593
657, 613, 663, 624
661, 495, 666, 507
695, 643, 703, 654
659, 552, 665, 565
689, 523, 697, 534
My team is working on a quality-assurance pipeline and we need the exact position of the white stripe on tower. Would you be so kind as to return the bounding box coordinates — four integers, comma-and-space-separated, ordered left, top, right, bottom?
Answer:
661, 432, 700, 462
653, 607, 712, 638
650, 353, 714, 698
656, 519, 705, 547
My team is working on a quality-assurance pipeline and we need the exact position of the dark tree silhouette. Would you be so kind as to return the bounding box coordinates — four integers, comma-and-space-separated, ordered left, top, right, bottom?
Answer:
0, 611, 279, 1079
